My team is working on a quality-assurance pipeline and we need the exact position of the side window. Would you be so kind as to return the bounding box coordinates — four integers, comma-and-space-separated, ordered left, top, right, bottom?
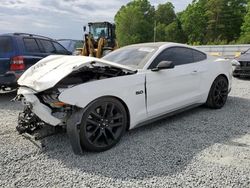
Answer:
193, 50, 207, 62
53, 42, 68, 54
170, 47, 194, 66
0, 36, 13, 53
150, 47, 194, 68
23, 38, 40, 53
39, 39, 55, 53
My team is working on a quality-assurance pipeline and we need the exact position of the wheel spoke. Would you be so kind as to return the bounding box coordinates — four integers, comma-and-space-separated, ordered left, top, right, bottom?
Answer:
106, 127, 116, 140
102, 103, 108, 118
108, 104, 115, 117
214, 96, 220, 103
87, 126, 99, 138
90, 111, 102, 120
103, 130, 111, 145
215, 85, 220, 90
221, 95, 227, 102
109, 122, 123, 128
92, 131, 102, 144
111, 114, 123, 121
86, 119, 99, 126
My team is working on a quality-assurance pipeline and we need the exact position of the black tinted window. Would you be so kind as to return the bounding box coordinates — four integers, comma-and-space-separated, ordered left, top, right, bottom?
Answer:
53, 42, 68, 54
0, 36, 13, 54
193, 50, 207, 62
39, 39, 55, 53
23, 38, 40, 53
151, 47, 194, 68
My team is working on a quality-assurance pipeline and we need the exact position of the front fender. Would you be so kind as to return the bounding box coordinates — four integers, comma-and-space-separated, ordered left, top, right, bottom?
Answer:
59, 73, 147, 129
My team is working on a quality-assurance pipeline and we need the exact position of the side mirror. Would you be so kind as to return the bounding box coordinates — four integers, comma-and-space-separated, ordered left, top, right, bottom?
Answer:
151, 61, 175, 72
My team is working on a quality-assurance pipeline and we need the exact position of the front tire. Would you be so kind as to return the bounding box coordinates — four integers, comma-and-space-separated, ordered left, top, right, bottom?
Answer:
79, 97, 127, 152
206, 76, 229, 109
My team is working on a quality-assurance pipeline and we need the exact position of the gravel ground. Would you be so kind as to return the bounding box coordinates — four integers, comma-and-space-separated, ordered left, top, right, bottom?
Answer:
0, 78, 250, 188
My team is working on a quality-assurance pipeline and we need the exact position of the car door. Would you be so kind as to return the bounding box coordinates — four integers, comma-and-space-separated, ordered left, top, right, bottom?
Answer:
146, 47, 202, 118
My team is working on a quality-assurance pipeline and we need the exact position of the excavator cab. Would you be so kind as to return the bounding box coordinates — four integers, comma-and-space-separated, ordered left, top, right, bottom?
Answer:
82, 22, 117, 58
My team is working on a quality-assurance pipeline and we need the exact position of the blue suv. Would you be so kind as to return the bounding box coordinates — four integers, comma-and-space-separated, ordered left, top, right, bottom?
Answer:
0, 33, 71, 91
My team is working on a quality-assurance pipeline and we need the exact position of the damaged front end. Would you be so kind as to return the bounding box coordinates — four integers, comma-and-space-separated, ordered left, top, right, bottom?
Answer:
15, 87, 70, 141
15, 59, 136, 152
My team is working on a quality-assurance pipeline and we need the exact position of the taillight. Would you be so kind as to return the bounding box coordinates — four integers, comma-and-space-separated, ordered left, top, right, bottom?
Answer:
10, 56, 25, 71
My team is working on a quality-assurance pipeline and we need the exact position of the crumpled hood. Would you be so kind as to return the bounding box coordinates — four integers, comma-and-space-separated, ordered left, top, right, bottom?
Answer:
18, 55, 136, 92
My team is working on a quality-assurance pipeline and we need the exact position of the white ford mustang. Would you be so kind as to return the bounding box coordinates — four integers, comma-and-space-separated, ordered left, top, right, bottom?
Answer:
16, 42, 232, 154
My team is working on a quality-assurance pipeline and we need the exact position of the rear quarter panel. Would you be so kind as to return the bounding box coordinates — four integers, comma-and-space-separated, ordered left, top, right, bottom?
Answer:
59, 73, 147, 129
199, 56, 232, 102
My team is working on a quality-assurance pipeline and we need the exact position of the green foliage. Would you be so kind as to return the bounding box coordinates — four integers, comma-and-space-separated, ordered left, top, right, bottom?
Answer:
155, 2, 176, 25
154, 2, 187, 43
155, 23, 167, 42
205, 0, 247, 43
165, 19, 187, 43
115, 0, 249, 46
180, 0, 207, 44
239, 1, 250, 43
115, 0, 155, 46
154, 2, 181, 42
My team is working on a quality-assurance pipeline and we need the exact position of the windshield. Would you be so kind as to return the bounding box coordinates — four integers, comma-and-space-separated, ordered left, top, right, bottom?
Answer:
102, 46, 157, 69
89, 24, 108, 40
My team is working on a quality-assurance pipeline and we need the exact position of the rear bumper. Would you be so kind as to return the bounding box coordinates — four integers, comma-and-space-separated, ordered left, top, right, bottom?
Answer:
0, 72, 23, 88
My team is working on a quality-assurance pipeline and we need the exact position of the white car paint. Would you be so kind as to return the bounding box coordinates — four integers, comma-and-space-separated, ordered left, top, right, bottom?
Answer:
17, 42, 232, 129
59, 73, 147, 127
146, 63, 201, 118
18, 55, 135, 92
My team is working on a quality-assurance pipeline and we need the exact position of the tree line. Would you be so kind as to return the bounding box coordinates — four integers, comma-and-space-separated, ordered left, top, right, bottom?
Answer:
115, 0, 250, 46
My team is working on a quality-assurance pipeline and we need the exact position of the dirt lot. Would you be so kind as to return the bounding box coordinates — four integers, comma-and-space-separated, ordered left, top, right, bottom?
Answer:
0, 78, 250, 188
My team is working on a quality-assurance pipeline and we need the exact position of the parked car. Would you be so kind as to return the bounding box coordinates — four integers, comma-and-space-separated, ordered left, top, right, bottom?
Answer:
16, 42, 232, 154
57, 39, 83, 55
0, 33, 71, 91
233, 48, 250, 77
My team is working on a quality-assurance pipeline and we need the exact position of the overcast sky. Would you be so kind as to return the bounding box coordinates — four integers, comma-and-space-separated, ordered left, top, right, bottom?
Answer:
0, 0, 192, 39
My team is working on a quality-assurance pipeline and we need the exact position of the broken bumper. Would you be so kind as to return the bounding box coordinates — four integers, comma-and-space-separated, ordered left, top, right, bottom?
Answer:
17, 87, 61, 126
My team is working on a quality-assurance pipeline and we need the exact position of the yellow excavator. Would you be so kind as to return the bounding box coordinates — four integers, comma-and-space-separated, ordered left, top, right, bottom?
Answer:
81, 22, 118, 58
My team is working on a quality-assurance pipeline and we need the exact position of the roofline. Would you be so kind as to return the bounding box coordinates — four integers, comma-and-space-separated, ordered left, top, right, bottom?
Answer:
0, 33, 54, 40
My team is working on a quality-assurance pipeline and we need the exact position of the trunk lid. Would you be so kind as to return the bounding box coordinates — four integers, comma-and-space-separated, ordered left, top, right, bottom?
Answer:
18, 55, 136, 92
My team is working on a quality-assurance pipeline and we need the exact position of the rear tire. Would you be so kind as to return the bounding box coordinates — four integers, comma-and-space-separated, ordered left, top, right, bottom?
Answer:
79, 97, 127, 152
206, 76, 229, 109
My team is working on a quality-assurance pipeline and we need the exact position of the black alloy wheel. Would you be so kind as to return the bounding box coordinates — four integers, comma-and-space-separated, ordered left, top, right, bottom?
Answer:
206, 76, 229, 109
79, 97, 127, 152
